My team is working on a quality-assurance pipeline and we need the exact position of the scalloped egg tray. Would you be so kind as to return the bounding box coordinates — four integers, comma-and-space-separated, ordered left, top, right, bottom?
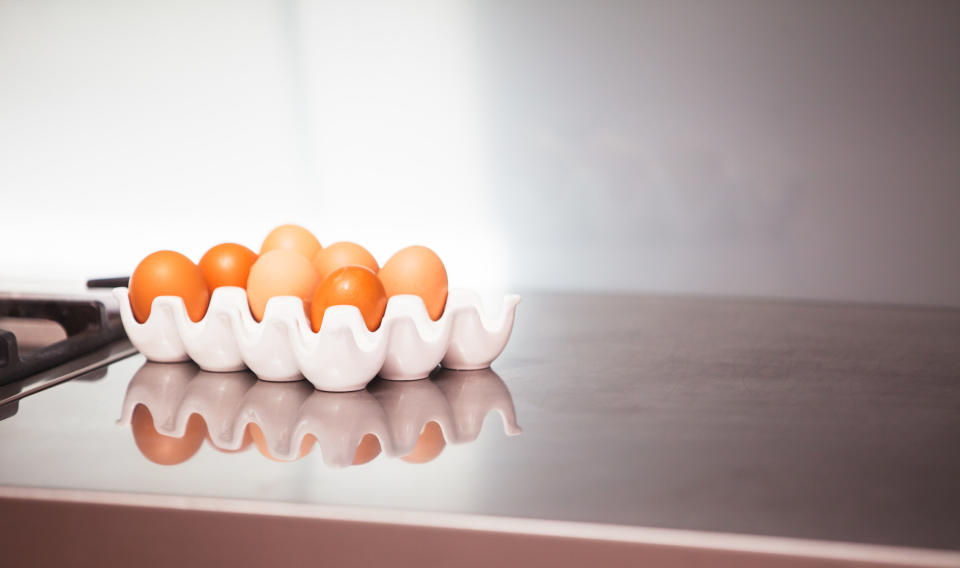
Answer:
114, 287, 521, 392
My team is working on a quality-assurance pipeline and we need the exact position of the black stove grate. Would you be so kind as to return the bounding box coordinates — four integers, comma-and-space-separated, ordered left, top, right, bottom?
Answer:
0, 295, 127, 385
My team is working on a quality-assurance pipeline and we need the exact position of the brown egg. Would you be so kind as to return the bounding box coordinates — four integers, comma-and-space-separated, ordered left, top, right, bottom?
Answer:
311, 241, 379, 283
246, 249, 319, 321
198, 243, 258, 290
401, 421, 446, 464
128, 250, 210, 323
131, 405, 206, 466
260, 224, 322, 260
310, 266, 388, 332
378, 246, 448, 320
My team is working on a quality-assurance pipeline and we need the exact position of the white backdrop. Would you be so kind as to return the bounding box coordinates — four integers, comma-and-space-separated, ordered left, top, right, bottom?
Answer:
2, 0, 959, 305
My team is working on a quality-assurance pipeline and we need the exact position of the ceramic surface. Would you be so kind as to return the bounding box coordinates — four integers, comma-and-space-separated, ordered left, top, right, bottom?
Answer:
118, 362, 521, 466
114, 287, 520, 392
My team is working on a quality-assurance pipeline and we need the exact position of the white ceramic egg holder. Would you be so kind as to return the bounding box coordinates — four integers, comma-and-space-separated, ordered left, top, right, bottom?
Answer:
118, 362, 522, 466
114, 287, 520, 392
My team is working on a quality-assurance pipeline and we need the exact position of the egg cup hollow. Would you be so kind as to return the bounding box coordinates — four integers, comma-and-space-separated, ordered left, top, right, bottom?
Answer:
114, 287, 521, 393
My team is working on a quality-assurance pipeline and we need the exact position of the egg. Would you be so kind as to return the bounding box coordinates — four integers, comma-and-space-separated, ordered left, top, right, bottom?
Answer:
245, 249, 319, 321
198, 243, 258, 290
260, 224, 321, 260
131, 405, 207, 466
378, 245, 448, 320
206, 428, 253, 454
401, 421, 446, 464
310, 266, 387, 332
128, 250, 210, 323
311, 241, 379, 283
249, 423, 314, 461
352, 433, 382, 465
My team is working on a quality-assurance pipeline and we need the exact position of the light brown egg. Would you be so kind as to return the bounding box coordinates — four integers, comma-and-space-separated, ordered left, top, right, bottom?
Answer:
378, 245, 448, 320
259, 224, 322, 260
311, 241, 379, 283
246, 249, 319, 321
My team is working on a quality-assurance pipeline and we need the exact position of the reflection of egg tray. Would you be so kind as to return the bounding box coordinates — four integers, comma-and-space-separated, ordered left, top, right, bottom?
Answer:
118, 362, 521, 466
114, 287, 520, 392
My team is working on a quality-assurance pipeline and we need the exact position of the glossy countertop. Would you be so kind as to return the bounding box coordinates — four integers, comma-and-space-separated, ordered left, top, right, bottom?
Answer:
1, 292, 959, 565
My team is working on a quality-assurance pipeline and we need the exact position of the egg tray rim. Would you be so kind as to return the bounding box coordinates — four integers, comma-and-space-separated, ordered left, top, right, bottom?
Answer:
118, 286, 521, 339
113, 286, 521, 391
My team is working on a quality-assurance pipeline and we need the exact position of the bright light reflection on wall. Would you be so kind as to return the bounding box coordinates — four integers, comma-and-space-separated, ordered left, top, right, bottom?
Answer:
0, 0, 508, 293
290, 0, 508, 291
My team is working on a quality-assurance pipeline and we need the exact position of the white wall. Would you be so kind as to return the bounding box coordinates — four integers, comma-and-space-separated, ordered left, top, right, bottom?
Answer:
477, 1, 960, 305
2, 0, 959, 305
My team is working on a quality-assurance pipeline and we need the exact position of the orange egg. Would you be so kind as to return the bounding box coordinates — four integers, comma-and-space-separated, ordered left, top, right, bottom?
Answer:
378, 245, 448, 320
310, 266, 387, 332
311, 241, 379, 283
260, 224, 321, 260
128, 250, 210, 323
245, 249, 319, 321
198, 243, 258, 290
131, 405, 207, 466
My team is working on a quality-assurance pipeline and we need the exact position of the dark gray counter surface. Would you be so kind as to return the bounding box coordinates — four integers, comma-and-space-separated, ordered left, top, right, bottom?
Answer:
0, 292, 958, 559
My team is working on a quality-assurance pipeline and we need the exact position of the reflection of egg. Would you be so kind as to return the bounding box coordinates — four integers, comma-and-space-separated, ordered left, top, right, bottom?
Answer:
402, 421, 446, 463
131, 405, 206, 465
259, 224, 321, 260
248, 423, 314, 461
206, 428, 253, 454
198, 243, 258, 290
129, 250, 210, 323
310, 266, 387, 332
378, 246, 448, 320
352, 433, 382, 465
311, 241, 379, 283
246, 249, 319, 321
